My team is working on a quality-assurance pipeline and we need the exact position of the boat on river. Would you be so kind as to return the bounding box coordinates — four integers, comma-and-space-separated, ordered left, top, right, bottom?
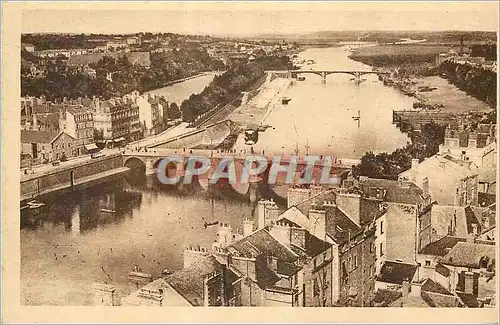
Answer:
26, 200, 45, 209
244, 129, 259, 145
282, 97, 292, 105
100, 209, 116, 213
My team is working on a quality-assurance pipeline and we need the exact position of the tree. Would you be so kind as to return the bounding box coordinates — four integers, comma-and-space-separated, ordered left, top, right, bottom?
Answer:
93, 128, 104, 141
167, 102, 182, 120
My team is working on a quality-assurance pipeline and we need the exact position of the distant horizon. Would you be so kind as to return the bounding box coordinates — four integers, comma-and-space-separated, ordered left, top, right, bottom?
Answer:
21, 2, 499, 36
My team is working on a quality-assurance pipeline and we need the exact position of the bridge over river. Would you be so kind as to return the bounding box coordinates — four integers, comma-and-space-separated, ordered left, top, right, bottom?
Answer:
267, 69, 389, 84
123, 148, 358, 198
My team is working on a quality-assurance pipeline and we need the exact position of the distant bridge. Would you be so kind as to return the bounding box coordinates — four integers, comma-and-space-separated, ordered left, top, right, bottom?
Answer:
267, 69, 389, 84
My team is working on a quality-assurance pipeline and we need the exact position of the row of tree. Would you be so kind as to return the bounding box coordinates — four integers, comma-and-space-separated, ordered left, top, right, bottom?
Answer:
352, 122, 445, 180
179, 55, 295, 122
439, 60, 497, 108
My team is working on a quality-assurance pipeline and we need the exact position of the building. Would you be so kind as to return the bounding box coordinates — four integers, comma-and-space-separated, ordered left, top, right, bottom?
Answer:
399, 156, 479, 207
106, 40, 129, 51
21, 130, 80, 163
439, 124, 497, 167
438, 241, 496, 307
225, 222, 333, 307
60, 104, 96, 155
375, 278, 464, 307
94, 98, 142, 144
356, 177, 432, 273
266, 186, 378, 307
134, 94, 165, 137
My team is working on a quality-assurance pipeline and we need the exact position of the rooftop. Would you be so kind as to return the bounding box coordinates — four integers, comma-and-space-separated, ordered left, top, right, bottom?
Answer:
21, 130, 58, 144
164, 255, 237, 306
440, 241, 496, 268
359, 177, 424, 205
419, 236, 466, 257
228, 228, 298, 263
377, 261, 418, 285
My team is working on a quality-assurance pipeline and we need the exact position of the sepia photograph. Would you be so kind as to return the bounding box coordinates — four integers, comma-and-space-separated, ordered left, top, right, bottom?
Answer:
2, 1, 499, 323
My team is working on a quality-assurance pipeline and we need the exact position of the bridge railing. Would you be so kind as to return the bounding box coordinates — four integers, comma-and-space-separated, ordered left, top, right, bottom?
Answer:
122, 148, 359, 167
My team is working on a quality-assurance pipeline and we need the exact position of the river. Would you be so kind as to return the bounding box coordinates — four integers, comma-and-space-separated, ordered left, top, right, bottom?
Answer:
21, 46, 413, 305
234, 47, 413, 158
145, 72, 218, 105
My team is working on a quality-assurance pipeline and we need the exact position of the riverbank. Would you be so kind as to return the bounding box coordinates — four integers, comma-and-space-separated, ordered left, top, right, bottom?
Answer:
143, 72, 212, 95
228, 76, 291, 129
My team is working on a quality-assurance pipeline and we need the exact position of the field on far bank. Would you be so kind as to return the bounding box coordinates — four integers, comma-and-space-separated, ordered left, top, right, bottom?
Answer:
349, 44, 454, 66
416, 76, 493, 114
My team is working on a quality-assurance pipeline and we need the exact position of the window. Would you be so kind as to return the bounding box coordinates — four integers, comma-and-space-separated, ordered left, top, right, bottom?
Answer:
313, 258, 316, 268
323, 251, 328, 261
369, 242, 374, 253
313, 279, 319, 296
380, 221, 384, 234
425, 260, 431, 267
379, 242, 384, 257
353, 256, 358, 269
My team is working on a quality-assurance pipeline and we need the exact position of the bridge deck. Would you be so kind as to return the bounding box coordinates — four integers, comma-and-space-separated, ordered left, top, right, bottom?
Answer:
123, 148, 359, 169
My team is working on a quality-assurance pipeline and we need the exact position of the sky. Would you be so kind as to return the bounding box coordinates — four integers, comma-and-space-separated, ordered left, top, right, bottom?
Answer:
21, 2, 499, 36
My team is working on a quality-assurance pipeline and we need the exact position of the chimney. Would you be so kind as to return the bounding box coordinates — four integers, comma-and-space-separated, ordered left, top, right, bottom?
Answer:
471, 223, 478, 236
32, 113, 38, 129
287, 186, 311, 208
257, 199, 280, 229
216, 223, 233, 246
243, 218, 254, 237
454, 188, 461, 206
92, 283, 118, 306
402, 281, 411, 297
268, 221, 291, 247
410, 282, 422, 297
410, 158, 419, 182
422, 177, 430, 198
308, 207, 326, 240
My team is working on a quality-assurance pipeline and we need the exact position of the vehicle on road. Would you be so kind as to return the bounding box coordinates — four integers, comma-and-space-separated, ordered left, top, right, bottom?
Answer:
91, 152, 106, 159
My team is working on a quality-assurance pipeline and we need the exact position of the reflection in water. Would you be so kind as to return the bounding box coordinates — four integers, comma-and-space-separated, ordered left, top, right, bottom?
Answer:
21, 47, 413, 306
21, 177, 252, 306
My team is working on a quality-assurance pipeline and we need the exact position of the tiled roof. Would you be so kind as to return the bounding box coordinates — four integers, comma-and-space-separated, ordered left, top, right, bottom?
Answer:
21, 130, 58, 143
359, 178, 423, 205
377, 261, 418, 285
440, 241, 495, 268
419, 236, 466, 257
430, 205, 468, 238
325, 206, 362, 244
421, 278, 453, 296
303, 231, 331, 257
276, 261, 302, 277
373, 289, 402, 306
228, 228, 298, 263
164, 255, 231, 306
